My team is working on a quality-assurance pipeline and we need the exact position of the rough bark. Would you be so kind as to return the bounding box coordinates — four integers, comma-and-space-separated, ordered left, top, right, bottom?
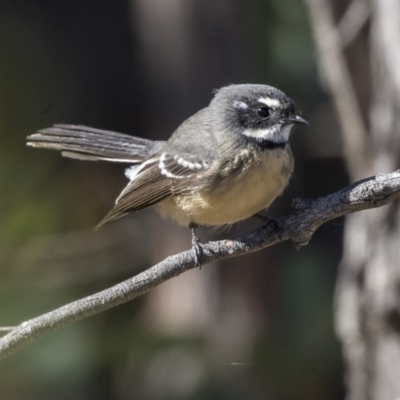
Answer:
306, 0, 400, 398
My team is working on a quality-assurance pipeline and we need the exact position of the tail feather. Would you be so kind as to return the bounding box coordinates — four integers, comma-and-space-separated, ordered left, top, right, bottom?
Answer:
27, 124, 164, 163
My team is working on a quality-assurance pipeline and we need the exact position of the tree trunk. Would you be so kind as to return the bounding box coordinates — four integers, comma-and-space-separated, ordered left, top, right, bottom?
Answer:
306, 0, 400, 398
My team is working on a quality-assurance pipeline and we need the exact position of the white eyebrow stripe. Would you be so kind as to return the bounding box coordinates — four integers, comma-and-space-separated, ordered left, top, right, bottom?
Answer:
258, 97, 281, 108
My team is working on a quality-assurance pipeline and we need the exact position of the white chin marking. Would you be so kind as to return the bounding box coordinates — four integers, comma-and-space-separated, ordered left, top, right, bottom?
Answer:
258, 97, 281, 108
243, 124, 294, 143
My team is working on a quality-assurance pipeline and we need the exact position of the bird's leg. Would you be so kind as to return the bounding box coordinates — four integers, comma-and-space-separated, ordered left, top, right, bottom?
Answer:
189, 223, 203, 268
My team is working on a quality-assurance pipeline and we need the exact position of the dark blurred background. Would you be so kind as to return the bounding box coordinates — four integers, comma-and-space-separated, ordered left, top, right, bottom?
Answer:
0, 1, 348, 399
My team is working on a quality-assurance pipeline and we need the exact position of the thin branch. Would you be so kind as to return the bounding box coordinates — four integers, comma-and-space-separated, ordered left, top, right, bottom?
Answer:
0, 327, 16, 333
1, 171, 400, 360
304, 0, 369, 178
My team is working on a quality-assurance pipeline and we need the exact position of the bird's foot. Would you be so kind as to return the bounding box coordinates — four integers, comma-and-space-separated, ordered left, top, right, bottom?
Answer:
253, 214, 279, 233
189, 223, 204, 269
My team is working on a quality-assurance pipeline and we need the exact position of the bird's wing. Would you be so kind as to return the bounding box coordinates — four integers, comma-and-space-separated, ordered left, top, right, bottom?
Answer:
95, 151, 213, 229
27, 124, 164, 163
95, 107, 218, 228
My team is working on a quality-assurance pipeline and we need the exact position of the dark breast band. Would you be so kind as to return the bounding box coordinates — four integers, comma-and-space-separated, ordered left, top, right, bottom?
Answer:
257, 140, 287, 150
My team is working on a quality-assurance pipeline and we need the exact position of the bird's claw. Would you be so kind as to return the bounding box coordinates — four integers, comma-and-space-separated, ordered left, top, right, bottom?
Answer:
189, 223, 204, 269
253, 214, 279, 233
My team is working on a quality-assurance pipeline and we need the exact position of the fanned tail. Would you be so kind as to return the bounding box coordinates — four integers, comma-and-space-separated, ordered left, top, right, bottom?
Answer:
27, 124, 164, 163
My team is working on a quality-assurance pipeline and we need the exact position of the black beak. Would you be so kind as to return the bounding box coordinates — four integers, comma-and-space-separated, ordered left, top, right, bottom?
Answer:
289, 114, 309, 125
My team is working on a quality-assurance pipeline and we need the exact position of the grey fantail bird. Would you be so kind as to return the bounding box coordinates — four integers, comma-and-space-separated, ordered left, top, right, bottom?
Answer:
27, 84, 308, 246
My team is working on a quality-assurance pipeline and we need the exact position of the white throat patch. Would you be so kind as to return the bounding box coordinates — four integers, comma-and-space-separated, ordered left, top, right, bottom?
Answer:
242, 124, 294, 144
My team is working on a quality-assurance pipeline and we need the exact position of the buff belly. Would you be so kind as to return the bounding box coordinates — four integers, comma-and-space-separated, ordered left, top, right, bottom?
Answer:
156, 147, 294, 227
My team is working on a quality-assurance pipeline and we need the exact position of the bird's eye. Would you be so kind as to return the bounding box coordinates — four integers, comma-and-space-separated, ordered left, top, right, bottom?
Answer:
257, 106, 270, 119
